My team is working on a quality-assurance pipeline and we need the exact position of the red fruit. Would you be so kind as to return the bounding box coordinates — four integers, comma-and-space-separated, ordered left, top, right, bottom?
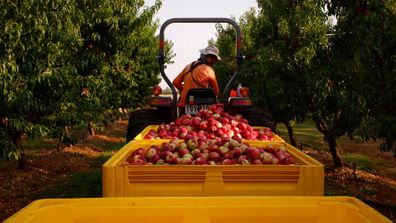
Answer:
207, 160, 216, 165
223, 153, 232, 160
250, 130, 259, 139
222, 159, 233, 165
209, 126, 217, 132
213, 113, 221, 120
187, 139, 197, 150
149, 154, 160, 164
248, 148, 260, 160
272, 157, 280, 165
192, 117, 201, 127
261, 152, 273, 164
145, 148, 157, 159
264, 145, 275, 153
178, 132, 187, 139
191, 149, 201, 158
175, 118, 182, 125
230, 120, 238, 127
216, 121, 223, 128
207, 133, 216, 139
166, 153, 178, 164
209, 152, 220, 161
219, 146, 229, 155
133, 148, 146, 157
144, 134, 154, 139
252, 159, 262, 165
275, 151, 287, 163
222, 137, 232, 144
130, 159, 145, 165
180, 127, 188, 133
235, 114, 243, 120
233, 127, 240, 134
199, 121, 208, 130
237, 155, 248, 163
195, 157, 207, 165
132, 155, 143, 162
178, 156, 192, 165
215, 129, 224, 136
156, 159, 165, 165
182, 119, 192, 125
237, 122, 247, 131
178, 148, 190, 157
220, 117, 230, 124
260, 135, 269, 140
160, 151, 171, 160
208, 144, 219, 153
232, 147, 242, 158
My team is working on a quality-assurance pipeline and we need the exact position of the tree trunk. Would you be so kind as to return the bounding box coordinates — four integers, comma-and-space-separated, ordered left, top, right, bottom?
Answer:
64, 126, 70, 137
313, 118, 343, 167
11, 133, 25, 169
327, 134, 343, 167
283, 121, 297, 146
88, 121, 95, 135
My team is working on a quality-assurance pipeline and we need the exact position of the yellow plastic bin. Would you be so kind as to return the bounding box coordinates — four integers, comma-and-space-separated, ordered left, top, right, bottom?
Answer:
134, 125, 285, 142
102, 140, 323, 197
4, 196, 392, 223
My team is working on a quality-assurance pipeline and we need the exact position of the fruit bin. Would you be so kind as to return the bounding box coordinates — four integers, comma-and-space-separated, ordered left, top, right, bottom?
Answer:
134, 125, 285, 142
4, 196, 392, 223
102, 140, 324, 197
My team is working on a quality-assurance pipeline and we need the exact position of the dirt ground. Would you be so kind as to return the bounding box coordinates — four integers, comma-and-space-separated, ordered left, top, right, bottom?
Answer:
1, 120, 396, 222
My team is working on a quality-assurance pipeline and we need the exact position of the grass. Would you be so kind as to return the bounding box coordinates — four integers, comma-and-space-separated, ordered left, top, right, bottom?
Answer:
341, 153, 375, 172
277, 121, 329, 151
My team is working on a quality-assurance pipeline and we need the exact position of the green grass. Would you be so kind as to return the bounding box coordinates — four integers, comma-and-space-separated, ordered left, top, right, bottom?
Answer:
341, 153, 375, 172
277, 121, 328, 151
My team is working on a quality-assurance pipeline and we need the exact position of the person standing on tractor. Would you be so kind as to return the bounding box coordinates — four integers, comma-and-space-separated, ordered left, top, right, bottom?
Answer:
173, 45, 221, 106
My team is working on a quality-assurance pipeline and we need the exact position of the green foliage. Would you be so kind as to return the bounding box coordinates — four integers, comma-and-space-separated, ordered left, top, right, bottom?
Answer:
326, 0, 396, 154
0, 0, 168, 160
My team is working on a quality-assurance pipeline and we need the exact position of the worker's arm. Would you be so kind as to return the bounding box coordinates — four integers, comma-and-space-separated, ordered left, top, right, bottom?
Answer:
208, 70, 220, 96
173, 66, 188, 92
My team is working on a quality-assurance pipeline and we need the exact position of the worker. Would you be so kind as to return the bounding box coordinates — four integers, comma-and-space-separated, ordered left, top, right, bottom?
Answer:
173, 45, 221, 106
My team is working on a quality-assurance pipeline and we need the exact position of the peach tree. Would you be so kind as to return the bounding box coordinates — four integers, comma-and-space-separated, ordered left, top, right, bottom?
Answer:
0, 0, 164, 168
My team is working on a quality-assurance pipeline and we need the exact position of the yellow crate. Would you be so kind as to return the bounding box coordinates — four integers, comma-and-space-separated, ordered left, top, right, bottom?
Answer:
4, 196, 392, 223
102, 140, 323, 197
134, 125, 285, 142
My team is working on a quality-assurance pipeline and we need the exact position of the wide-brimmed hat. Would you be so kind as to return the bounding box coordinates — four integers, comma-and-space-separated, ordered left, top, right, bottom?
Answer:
199, 45, 221, 61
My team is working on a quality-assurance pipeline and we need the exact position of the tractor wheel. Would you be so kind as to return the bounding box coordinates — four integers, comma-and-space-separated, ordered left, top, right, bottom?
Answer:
126, 108, 169, 143
246, 108, 276, 131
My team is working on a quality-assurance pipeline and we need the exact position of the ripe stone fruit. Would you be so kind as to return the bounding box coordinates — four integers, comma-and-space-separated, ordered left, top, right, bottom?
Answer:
247, 147, 260, 160
152, 85, 162, 96
209, 152, 220, 161
166, 153, 178, 164
145, 148, 157, 159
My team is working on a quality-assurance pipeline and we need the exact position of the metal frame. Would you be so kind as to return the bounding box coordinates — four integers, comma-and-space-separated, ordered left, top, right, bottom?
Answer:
157, 17, 244, 111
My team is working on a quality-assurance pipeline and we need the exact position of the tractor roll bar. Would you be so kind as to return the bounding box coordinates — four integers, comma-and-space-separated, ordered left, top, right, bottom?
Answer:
157, 17, 243, 106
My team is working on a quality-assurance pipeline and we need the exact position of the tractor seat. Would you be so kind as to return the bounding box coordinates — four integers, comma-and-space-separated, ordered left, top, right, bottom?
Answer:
185, 88, 217, 105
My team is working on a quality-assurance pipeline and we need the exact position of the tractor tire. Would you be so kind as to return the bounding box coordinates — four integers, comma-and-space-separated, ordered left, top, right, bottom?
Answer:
246, 108, 276, 131
126, 108, 170, 143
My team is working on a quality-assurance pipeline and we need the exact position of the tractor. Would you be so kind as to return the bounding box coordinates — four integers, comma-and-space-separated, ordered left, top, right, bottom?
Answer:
126, 18, 274, 142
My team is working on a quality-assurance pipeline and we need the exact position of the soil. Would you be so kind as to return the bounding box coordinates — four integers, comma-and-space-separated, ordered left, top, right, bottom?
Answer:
1, 120, 395, 222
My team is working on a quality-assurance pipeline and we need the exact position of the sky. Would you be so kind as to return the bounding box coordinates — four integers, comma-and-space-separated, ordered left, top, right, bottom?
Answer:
144, 0, 258, 88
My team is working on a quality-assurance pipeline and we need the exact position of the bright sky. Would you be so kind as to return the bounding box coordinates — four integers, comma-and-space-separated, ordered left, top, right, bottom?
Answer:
144, 0, 258, 88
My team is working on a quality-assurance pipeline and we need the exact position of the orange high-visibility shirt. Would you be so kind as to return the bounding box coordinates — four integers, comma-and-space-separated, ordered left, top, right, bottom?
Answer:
173, 62, 219, 104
